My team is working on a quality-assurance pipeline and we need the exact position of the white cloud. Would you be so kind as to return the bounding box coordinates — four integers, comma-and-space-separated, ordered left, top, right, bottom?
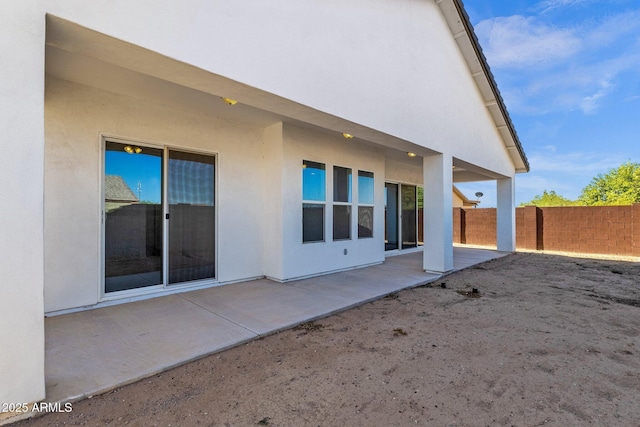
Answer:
528, 150, 624, 175
516, 174, 573, 192
535, 0, 594, 14
475, 15, 581, 69
584, 10, 640, 49
580, 78, 613, 114
476, 10, 640, 115
516, 174, 581, 201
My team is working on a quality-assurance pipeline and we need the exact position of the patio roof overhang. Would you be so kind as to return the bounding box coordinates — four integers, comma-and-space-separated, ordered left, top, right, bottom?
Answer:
45, 3, 525, 184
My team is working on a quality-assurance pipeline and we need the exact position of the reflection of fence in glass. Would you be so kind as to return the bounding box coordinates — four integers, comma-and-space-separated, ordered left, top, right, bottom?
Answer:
168, 205, 215, 284
303, 204, 324, 242
104, 203, 163, 292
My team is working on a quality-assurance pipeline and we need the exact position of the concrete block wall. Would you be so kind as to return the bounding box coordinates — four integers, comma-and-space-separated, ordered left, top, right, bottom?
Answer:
453, 204, 640, 257
541, 206, 636, 255
462, 208, 496, 246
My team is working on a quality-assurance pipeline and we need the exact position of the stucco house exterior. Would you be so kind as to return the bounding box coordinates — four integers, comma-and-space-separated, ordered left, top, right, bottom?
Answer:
453, 186, 481, 208
1, 0, 528, 407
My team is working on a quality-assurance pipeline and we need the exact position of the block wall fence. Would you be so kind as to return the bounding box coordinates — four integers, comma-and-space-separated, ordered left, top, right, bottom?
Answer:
453, 205, 640, 257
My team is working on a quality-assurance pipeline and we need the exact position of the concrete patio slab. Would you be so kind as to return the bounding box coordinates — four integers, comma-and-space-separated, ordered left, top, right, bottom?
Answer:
290, 258, 440, 301
42, 247, 507, 410
181, 279, 355, 335
45, 295, 257, 404
452, 246, 507, 270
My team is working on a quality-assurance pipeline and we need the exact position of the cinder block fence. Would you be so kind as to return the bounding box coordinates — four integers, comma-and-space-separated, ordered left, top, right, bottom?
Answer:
453, 205, 640, 257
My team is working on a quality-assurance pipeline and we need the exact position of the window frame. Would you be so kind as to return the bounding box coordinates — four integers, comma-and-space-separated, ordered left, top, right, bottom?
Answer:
357, 170, 375, 239
332, 165, 352, 241
302, 160, 326, 243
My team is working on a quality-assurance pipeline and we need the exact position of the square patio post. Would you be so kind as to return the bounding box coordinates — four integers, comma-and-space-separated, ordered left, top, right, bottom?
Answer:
496, 177, 516, 252
423, 153, 453, 273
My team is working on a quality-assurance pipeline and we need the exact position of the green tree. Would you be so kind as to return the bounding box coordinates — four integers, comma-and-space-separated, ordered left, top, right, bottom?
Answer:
578, 162, 640, 206
520, 190, 579, 207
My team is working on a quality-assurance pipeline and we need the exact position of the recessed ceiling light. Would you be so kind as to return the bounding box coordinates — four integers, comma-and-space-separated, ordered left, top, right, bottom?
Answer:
221, 97, 238, 105
407, 152, 417, 157
342, 133, 354, 139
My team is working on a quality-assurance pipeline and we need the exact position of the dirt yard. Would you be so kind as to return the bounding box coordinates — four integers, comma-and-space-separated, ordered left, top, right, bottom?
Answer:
16, 252, 640, 426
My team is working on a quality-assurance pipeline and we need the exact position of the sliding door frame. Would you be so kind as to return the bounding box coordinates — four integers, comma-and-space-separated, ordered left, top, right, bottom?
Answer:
100, 135, 218, 301
384, 180, 424, 253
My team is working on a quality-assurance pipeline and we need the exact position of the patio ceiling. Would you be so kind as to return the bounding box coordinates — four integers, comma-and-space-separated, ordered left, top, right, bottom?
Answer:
45, 14, 505, 183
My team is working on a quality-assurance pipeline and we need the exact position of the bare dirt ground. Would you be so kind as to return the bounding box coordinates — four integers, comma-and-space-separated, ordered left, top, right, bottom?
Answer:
17, 252, 640, 426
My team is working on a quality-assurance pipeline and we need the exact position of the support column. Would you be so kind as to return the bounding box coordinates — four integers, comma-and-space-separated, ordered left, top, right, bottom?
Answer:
0, 6, 45, 407
496, 177, 516, 252
423, 154, 453, 273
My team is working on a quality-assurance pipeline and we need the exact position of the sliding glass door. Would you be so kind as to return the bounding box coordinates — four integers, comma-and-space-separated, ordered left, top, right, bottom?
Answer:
401, 185, 417, 249
385, 183, 399, 250
104, 140, 215, 295
385, 182, 424, 252
168, 150, 215, 284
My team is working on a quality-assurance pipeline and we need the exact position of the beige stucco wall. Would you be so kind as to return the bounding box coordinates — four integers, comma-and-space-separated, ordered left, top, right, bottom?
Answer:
44, 78, 388, 309
44, 77, 267, 312
279, 124, 386, 280
0, 2, 46, 407
385, 156, 424, 186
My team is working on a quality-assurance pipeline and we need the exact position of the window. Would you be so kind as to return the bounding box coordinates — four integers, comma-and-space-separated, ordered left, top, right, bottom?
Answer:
358, 171, 374, 238
302, 160, 326, 242
333, 166, 352, 240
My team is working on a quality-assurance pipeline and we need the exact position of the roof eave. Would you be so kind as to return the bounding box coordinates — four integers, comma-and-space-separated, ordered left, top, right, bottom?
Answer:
436, 0, 530, 173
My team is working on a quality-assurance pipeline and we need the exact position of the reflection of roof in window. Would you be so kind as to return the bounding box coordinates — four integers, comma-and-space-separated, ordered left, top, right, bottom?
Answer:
105, 175, 138, 202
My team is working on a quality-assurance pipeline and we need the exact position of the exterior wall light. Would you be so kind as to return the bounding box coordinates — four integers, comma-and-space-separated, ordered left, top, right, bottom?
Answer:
342, 133, 354, 139
407, 152, 417, 157
221, 97, 238, 105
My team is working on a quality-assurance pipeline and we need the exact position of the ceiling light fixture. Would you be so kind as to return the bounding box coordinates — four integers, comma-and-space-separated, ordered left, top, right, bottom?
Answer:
342, 133, 354, 139
221, 97, 238, 105
407, 152, 417, 157
124, 145, 143, 154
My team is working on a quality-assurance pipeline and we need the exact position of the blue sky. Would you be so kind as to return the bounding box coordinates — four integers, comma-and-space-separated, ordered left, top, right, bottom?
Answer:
456, 0, 640, 207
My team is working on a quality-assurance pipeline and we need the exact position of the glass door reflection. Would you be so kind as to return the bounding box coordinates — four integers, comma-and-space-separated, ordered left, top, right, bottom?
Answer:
401, 185, 417, 249
385, 183, 399, 250
104, 141, 163, 293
